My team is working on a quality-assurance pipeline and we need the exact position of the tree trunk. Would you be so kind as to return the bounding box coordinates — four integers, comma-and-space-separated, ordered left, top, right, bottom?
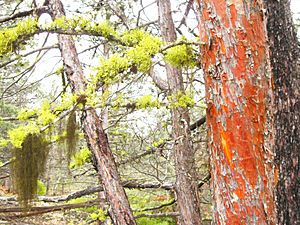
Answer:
197, 0, 276, 224
47, 1, 136, 224
264, 1, 300, 224
158, 1, 202, 224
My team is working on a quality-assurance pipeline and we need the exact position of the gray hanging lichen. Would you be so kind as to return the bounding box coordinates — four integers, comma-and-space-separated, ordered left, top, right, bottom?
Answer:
11, 133, 49, 208
65, 110, 78, 161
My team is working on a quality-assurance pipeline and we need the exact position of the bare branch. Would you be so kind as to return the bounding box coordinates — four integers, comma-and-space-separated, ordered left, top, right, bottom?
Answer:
0, 200, 99, 220
135, 212, 180, 218
0, 6, 48, 23
135, 199, 176, 212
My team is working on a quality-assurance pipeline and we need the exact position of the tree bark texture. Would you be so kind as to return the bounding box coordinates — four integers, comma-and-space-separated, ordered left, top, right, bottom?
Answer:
158, 0, 202, 224
263, 0, 300, 224
47, 1, 136, 224
197, 0, 276, 224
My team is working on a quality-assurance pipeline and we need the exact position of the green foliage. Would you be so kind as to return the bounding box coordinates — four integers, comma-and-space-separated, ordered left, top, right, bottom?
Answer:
8, 123, 39, 148
90, 208, 106, 222
127, 189, 175, 225
126, 34, 162, 72
164, 42, 197, 68
69, 147, 91, 169
168, 91, 195, 109
54, 93, 77, 112
0, 139, 9, 147
11, 133, 49, 208
37, 100, 56, 126
94, 53, 129, 85
136, 95, 160, 109
0, 17, 38, 57
121, 29, 147, 46
37, 180, 47, 196
17, 108, 37, 121
137, 217, 174, 225
46, 17, 117, 39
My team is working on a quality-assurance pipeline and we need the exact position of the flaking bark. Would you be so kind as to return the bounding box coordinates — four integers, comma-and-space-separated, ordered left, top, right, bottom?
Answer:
197, 0, 276, 224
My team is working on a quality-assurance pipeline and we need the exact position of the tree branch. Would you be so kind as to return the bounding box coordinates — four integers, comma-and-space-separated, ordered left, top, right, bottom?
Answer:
135, 212, 179, 218
0, 200, 99, 220
0, 6, 48, 23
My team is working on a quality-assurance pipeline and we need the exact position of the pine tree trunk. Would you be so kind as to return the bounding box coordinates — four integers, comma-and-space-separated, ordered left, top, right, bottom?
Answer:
47, 1, 136, 224
196, 0, 276, 224
158, 1, 202, 224
264, 1, 300, 224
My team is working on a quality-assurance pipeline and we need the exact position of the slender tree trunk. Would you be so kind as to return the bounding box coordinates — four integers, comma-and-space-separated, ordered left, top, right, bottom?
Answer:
263, 1, 300, 224
47, 1, 136, 224
197, 0, 276, 224
158, 1, 202, 224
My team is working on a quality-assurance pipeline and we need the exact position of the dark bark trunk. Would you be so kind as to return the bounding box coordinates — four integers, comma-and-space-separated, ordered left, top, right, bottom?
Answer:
158, 0, 202, 224
264, 1, 300, 224
47, 1, 136, 224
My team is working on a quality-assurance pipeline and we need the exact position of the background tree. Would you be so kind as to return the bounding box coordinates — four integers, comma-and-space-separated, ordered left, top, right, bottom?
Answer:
158, 0, 202, 224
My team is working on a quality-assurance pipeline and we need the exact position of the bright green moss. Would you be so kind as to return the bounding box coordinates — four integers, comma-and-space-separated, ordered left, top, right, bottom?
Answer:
46, 17, 117, 38
136, 95, 160, 109
0, 17, 38, 57
168, 91, 195, 109
69, 147, 91, 169
37, 100, 56, 126
164, 42, 197, 68
37, 180, 47, 196
95, 53, 129, 85
126, 34, 162, 72
17, 108, 37, 121
90, 208, 106, 222
121, 29, 147, 45
0, 139, 9, 147
8, 123, 39, 148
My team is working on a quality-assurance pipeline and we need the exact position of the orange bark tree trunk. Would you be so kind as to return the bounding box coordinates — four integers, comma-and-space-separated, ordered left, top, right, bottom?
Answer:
197, 0, 276, 224
264, 0, 300, 224
47, 0, 136, 224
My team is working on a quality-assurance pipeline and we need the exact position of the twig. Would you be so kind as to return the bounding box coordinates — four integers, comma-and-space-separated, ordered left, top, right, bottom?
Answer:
135, 212, 179, 218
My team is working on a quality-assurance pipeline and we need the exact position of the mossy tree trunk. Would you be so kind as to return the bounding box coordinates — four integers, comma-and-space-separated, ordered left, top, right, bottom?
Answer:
158, 0, 203, 224
47, 0, 136, 224
264, 0, 300, 224
197, 0, 277, 224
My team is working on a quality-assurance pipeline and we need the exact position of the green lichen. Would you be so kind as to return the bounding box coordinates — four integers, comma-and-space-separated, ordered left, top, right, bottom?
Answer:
168, 91, 195, 109
69, 147, 91, 169
0, 17, 38, 57
8, 123, 39, 148
126, 34, 162, 72
46, 17, 117, 39
37, 180, 47, 196
0, 139, 9, 147
164, 41, 197, 68
90, 208, 106, 222
121, 29, 146, 46
136, 95, 160, 109
37, 100, 56, 126
17, 108, 37, 121
94, 53, 129, 85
